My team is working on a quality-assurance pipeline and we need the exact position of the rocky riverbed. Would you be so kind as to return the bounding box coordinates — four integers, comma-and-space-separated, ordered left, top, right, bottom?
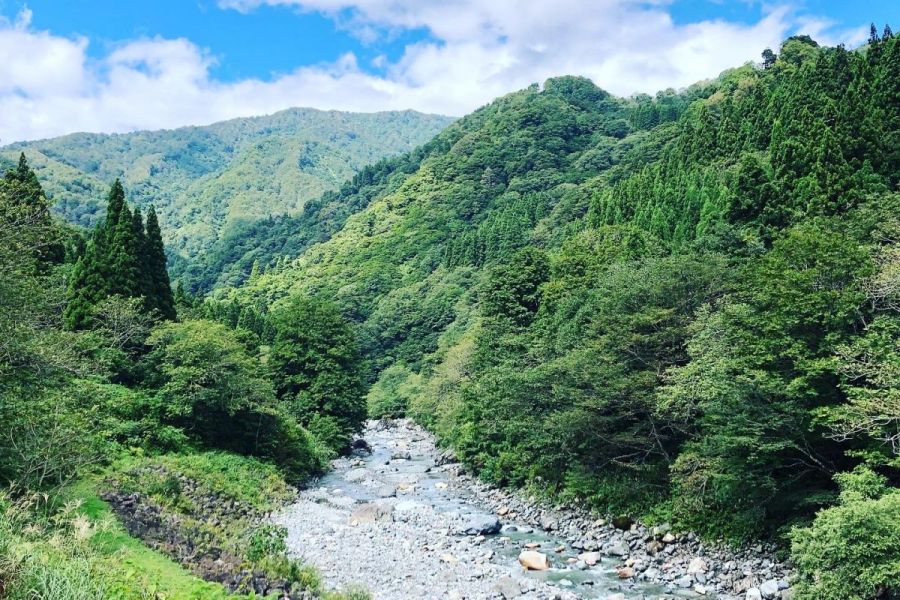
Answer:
274, 419, 793, 600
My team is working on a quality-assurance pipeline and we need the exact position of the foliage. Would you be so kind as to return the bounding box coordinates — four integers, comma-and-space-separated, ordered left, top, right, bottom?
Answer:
141, 320, 326, 481
231, 33, 900, 553
270, 296, 367, 452
790, 467, 900, 600
2, 109, 453, 291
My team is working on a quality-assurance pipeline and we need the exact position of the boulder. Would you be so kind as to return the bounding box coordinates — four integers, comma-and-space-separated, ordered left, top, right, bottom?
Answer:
746, 589, 763, 600
493, 577, 521, 599
344, 468, 369, 483
350, 438, 372, 454
688, 557, 708, 574
540, 516, 559, 531
391, 450, 412, 460
460, 514, 501, 535
577, 551, 602, 566
616, 566, 635, 578
607, 539, 630, 557
518, 550, 549, 571
375, 485, 396, 498
759, 580, 780, 599
350, 503, 392, 524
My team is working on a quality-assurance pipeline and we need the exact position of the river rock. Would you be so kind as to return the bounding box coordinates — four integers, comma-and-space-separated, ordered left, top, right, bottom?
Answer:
759, 580, 780, 599
617, 566, 634, 578
688, 557, 708, 574
540, 516, 559, 531
607, 539, 630, 556
350, 502, 393, 523
577, 551, 601, 566
518, 550, 549, 571
493, 577, 521, 598
460, 514, 501, 535
746, 589, 763, 600
375, 485, 396, 498
344, 468, 369, 482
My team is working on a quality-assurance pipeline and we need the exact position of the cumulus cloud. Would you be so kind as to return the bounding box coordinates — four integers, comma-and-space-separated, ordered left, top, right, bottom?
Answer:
0, 2, 868, 143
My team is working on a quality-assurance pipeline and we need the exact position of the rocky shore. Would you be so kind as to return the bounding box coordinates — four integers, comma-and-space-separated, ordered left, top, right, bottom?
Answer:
274, 419, 794, 600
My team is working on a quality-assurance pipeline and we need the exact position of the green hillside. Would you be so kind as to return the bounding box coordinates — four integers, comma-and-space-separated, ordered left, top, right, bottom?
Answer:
224, 33, 900, 595
1, 108, 453, 288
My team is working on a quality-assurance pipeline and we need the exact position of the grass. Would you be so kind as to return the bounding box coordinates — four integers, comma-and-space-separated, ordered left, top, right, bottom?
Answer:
2, 452, 369, 600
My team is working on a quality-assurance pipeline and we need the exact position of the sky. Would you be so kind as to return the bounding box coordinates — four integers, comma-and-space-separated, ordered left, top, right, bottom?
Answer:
0, 0, 895, 143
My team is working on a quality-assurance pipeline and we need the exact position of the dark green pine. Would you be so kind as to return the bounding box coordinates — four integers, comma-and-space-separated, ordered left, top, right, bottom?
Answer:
145, 206, 176, 320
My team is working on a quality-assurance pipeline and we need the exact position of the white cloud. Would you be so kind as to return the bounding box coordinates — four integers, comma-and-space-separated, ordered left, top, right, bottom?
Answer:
0, 2, 868, 143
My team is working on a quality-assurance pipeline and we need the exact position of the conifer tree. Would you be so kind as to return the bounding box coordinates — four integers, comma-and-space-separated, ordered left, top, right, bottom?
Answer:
1, 154, 64, 267
64, 181, 175, 328
144, 206, 176, 320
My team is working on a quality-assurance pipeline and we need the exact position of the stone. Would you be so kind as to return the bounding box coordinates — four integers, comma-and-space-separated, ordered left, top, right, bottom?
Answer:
662, 532, 676, 543
541, 516, 559, 531
524, 542, 541, 549
344, 468, 369, 482
350, 503, 392, 524
493, 577, 521, 599
391, 450, 411, 460
759, 580, 780, 599
688, 557, 708, 574
440, 553, 458, 564
498, 506, 510, 516
375, 485, 396, 498
746, 589, 763, 600
461, 514, 501, 535
518, 550, 549, 571
616, 566, 635, 578
694, 584, 708, 595
435, 482, 448, 490
577, 551, 601, 566
607, 539, 630, 557
350, 438, 372, 454
674, 575, 693, 588
558, 579, 573, 587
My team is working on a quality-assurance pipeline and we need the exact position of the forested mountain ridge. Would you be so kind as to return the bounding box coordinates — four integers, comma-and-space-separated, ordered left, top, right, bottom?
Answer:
0, 108, 453, 288
220, 31, 900, 598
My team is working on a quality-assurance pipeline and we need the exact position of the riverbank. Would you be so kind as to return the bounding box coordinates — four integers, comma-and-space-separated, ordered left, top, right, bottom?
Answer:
274, 419, 793, 600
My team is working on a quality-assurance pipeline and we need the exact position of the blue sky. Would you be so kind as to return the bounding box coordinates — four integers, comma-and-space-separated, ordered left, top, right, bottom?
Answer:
0, 0, 895, 142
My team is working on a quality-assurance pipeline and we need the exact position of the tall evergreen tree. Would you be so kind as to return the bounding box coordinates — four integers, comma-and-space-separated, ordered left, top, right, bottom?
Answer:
144, 206, 176, 320
64, 181, 175, 329
0, 154, 64, 267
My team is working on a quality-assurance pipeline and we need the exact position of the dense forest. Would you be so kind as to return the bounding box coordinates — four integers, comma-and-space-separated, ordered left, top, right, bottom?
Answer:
1, 108, 453, 292
1, 27, 899, 600
0, 155, 369, 597
227, 31, 898, 599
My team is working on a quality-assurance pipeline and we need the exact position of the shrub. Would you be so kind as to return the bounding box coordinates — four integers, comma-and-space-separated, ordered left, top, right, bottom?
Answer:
791, 467, 900, 600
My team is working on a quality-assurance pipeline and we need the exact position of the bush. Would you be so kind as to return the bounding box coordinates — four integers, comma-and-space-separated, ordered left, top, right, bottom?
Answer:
366, 363, 422, 419
791, 467, 900, 600
141, 320, 325, 481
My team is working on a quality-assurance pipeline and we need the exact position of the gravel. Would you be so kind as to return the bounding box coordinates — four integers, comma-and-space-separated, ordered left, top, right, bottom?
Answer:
273, 420, 792, 600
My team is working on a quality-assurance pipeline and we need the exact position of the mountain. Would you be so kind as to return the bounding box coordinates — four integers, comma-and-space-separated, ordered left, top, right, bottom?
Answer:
1, 108, 454, 285
226, 31, 899, 563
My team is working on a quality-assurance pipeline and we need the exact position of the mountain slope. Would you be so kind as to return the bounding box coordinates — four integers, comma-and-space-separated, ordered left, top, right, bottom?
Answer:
1, 108, 454, 277
228, 32, 900, 556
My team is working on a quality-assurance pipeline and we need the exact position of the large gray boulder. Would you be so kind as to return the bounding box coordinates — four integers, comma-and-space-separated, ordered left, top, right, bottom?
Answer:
460, 514, 501, 535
